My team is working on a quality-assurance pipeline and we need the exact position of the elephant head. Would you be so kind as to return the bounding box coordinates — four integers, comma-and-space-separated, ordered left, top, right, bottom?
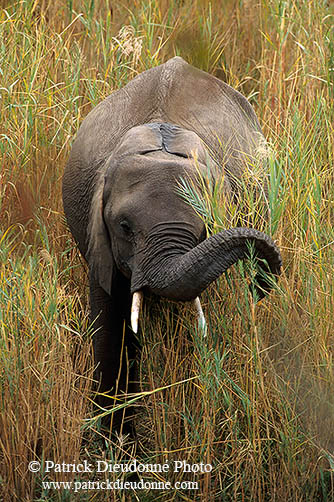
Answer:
86, 121, 281, 332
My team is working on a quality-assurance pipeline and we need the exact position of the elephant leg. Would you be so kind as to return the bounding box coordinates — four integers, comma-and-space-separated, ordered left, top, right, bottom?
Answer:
89, 272, 138, 435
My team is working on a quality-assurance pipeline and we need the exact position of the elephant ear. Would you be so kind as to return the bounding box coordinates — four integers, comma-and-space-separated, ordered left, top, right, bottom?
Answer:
86, 171, 114, 295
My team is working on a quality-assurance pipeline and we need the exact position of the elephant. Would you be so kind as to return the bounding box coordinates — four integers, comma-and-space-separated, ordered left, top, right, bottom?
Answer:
62, 56, 282, 434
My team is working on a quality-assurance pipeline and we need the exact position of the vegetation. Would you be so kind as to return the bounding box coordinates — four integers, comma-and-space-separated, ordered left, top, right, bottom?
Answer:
1, 0, 333, 500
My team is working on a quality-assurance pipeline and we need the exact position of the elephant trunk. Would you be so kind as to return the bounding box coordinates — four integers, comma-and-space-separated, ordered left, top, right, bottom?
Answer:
131, 227, 282, 302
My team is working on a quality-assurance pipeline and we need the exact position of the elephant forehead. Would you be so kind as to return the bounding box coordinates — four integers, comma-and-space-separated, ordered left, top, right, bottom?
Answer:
107, 153, 198, 194
112, 122, 210, 162
112, 124, 163, 156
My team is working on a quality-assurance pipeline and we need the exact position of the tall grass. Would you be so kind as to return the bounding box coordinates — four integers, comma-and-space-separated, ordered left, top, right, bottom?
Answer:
1, 0, 333, 500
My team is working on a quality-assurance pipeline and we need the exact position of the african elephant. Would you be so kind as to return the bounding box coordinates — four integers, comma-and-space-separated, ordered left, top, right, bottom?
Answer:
62, 57, 281, 433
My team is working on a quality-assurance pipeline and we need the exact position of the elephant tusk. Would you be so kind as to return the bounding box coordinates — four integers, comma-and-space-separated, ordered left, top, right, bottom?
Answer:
192, 297, 207, 337
131, 291, 143, 333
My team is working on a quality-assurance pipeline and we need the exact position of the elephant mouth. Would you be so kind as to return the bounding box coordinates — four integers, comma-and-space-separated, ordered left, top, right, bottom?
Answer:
129, 226, 282, 334
130, 290, 207, 335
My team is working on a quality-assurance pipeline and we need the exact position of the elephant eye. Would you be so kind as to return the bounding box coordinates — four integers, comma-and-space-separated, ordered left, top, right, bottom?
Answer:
120, 220, 132, 235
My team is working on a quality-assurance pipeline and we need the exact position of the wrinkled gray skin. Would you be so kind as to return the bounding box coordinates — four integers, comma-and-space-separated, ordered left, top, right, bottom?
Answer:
62, 57, 282, 433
